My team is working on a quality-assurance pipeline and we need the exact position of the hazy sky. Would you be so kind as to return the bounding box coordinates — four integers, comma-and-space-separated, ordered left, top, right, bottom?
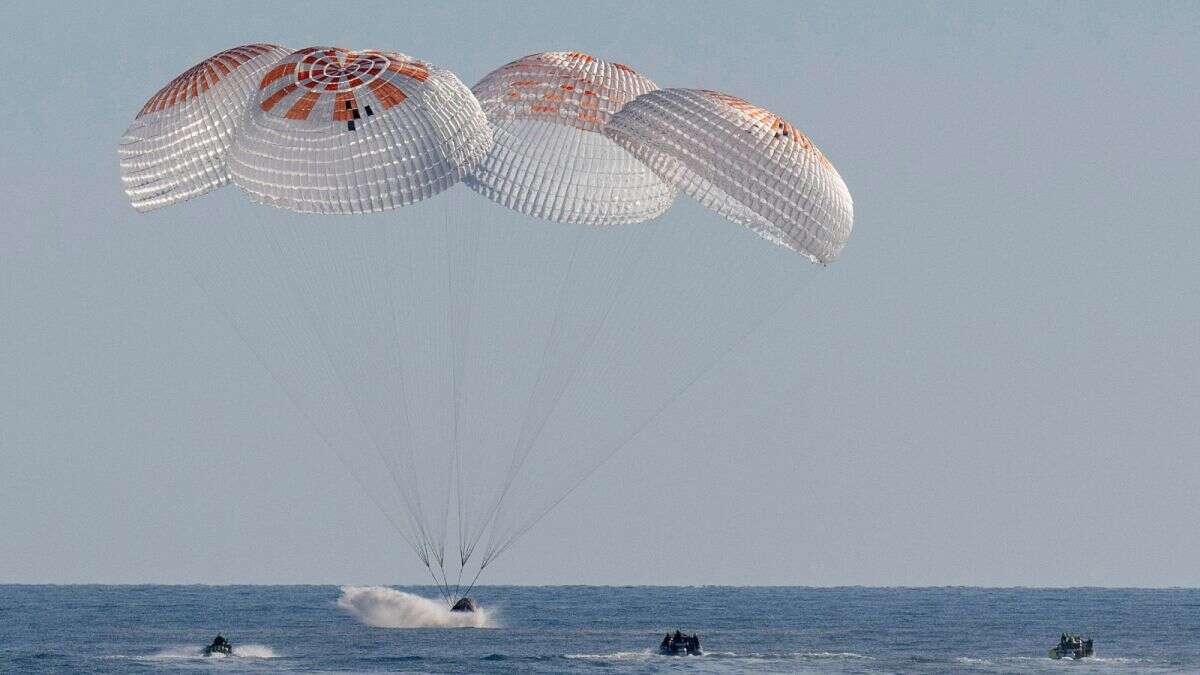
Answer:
2, 2, 1197, 587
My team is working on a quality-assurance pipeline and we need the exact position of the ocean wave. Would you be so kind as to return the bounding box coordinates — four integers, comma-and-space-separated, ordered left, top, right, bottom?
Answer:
336, 586, 495, 628
796, 651, 874, 659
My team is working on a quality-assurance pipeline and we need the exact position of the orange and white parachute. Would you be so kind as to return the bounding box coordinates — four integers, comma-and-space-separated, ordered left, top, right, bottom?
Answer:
119, 44, 292, 212
119, 46, 856, 605
465, 52, 675, 225
605, 88, 853, 263
228, 47, 492, 214
120, 47, 853, 250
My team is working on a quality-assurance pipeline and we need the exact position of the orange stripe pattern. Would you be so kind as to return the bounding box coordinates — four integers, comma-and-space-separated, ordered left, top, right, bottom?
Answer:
702, 91, 826, 157
476, 51, 655, 133
367, 79, 407, 108
255, 46, 430, 128
137, 44, 280, 118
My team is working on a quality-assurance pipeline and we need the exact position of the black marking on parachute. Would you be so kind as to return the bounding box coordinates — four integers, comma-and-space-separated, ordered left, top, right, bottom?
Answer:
364, 105, 374, 116
352, 109, 361, 120
347, 120, 356, 131
344, 100, 353, 109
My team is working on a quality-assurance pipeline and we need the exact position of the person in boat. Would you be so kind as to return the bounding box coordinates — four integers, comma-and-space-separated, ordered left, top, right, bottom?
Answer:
203, 634, 233, 656
660, 633, 672, 650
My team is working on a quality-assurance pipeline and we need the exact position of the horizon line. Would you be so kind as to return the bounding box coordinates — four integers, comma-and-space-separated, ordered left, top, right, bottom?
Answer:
3, 582, 1198, 590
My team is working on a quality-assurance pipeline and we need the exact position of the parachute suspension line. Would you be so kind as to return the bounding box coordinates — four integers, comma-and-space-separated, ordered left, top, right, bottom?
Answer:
474, 221, 662, 565
410, 196, 451, 586
299, 222, 436, 562
445, 194, 473, 569
424, 560, 453, 607
457, 221, 586, 566
449, 193, 493, 587
483, 221, 805, 567
350, 223, 439, 564
405, 213, 457, 575
461, 200, 531, 584
435, 199, 454, 583
380, 219, 444, 570
158, 225, 422, 558
491, 236, 817, 565
477, 220, 702, 566
463, 119, 772, 557
377, 220, 433, 567
260, 224, 441, 567
355, 218, 449, 586
440, 190, 485, 598
457, 557, 489, 603
451, 563, 466, 603
359, 222, 431, 557
480, 218, 698, 563
467, 221, 657, 566
455, 107, 613, 578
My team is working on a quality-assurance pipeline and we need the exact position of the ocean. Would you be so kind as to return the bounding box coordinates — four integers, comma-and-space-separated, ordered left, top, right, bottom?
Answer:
1, 585, 1197, 673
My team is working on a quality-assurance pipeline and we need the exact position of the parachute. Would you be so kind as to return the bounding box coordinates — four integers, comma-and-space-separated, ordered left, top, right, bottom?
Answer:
119, 44, 292, 212
605, 88, 853, 263
466, 52, 675, 225
229, 47, 492, 213
122, 46, 853, 605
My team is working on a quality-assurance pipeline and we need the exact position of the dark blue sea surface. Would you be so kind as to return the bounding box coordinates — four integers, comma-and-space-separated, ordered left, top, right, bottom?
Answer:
1, 585, 1197, 673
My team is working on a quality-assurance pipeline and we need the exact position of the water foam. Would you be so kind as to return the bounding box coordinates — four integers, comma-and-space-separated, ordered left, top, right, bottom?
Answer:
143, 644, 278, 659
147, 646, 204, 659
564, 650, 655, 660
336, 586, 494, 628
797, 651, 874, 659
565, 649, 875, 662
233, 644, 279, 658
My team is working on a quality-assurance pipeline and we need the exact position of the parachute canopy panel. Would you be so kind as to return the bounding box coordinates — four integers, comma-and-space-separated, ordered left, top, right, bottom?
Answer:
119, 44, 292, 212
229, 47, 492, 214
466, 51, 675, 226
605, 89, 853, 262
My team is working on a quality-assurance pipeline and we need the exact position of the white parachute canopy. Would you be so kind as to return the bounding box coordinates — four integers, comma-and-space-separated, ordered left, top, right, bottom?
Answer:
119, 44, 292, 212
229, 47, 492, 213
466, 51, 675, 225
605, 88, 854, 263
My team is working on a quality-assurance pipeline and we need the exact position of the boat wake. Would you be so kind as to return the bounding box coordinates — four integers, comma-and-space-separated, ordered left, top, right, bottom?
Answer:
564, 649, 872, 661
564, 650, 656, 660
336, 586, 494, 628
138, 644, 279, 659
953, 655, 1171, 672
230, 644, 279, 658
